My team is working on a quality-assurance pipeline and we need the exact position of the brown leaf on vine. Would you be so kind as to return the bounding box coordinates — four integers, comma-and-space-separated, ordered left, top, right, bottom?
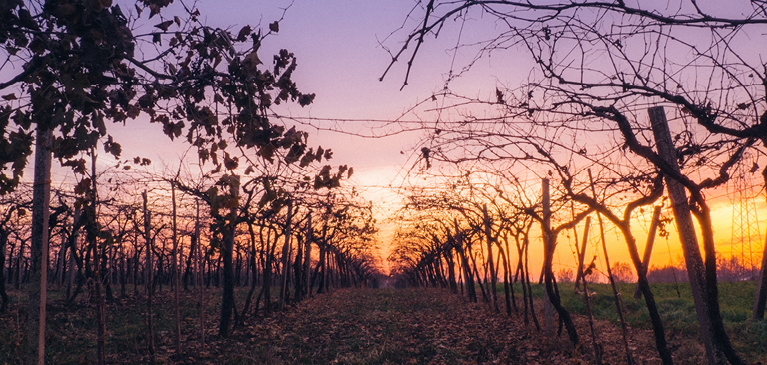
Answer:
223, 153, 238, 170
242, 51, 262, 76
237, 25, 252, 42
155, 20, 173, 31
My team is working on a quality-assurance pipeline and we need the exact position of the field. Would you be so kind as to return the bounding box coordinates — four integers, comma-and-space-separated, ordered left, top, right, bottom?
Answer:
1, 281, 766, 364
529, 280, 767, 364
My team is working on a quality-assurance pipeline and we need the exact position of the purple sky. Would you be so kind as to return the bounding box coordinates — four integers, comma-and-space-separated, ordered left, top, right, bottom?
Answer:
77, 0, 698, 272
35, 0, 763, 275
106, 0, 520, 223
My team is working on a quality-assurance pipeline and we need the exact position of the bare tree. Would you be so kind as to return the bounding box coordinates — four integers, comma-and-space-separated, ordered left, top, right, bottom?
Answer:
383, 2, 767, 363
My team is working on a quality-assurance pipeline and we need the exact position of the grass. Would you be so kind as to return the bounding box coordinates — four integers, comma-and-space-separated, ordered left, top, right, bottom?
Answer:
515, 280, 767, 363
0, 284, 257, 364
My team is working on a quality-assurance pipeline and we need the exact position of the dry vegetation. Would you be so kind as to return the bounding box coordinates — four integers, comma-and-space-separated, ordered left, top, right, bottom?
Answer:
2, 283, 764, 364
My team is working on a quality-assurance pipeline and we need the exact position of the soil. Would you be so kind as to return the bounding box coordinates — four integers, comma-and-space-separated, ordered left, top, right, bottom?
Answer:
209, 287, 668, 364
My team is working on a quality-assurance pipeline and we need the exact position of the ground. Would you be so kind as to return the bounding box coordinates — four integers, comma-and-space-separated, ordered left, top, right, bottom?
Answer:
2, 285, 761, 364
201, 288, 664, 364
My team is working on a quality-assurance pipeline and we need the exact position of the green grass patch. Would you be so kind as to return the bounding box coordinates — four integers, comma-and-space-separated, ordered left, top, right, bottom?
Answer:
511, 280, 765, 362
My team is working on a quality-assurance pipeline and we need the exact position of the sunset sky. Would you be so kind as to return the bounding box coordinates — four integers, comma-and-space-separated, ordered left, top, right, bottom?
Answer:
41, 0, 767, 277
102, 0, 522, 273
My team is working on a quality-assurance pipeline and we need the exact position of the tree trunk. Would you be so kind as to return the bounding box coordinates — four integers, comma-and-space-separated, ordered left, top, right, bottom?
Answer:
184, 231, 194, 291
104, 235, 113, 302
304, 212, 313, 297
7, 243, 14, 287
293, 233, 303, 301
453, 221, 476, 302
143, 191, 155, 361
573, 214, 589, 290
95, 243, 106, 365
240, 220, 259, 320
753, 233, 767, 319
577, 217, 603, 363
263, 224, 274, 313
755, 163, 767, 320
89, 149, 107, 365
483, 204, 499, 313
635, 206, 661, 299
119, 240, 126, 298
66, 209, 81, 303
26, 127, 52, 365
219, 176, 239, 337
14, 240, 22, 290
541, 178, 578, 344
56, 231, 66, 286
235, 248, 243, 287
470, 249, 490, 303
279, 202, 294, 311
216, 254, 222, 288
316, 241, 325, 294
503, 234, 517, 313
0, 229, 9, 312
542, 178, 554, 338
132, 235, 139, 297
195, 200, 205, 348
445, 243, 458, 294
171, 183, 181, 355
497, 240, 512, 316
523, 233, 540, 331
589, 169, 637, 365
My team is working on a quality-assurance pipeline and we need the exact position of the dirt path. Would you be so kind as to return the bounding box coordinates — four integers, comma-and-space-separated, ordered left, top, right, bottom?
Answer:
223, 288, 660, 364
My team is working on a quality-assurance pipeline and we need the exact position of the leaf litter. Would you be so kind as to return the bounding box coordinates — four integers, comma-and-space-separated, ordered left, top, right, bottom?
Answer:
0, 287, 690, 364
230, 287, 667, 364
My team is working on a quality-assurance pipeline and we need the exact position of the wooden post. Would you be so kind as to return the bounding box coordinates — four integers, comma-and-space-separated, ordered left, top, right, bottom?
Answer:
753, 232, 767, 319
634, 206, 661, 299
92, 150, 106, 365
219, 176, 239, 336
195, 200, 204, 348
279, 202, 294, 310
576, 216, 592, 286
57, 231, 66, 286
574, 203, 589, 289
143, 191, 155, 360
119, 234, 126, 297
319, 228, 327, 294
754, 187, 767, 319
171, 182, 181, 355
304, 211, 313, 297
483, 204, 499, 313
542, 178, 554, 337
649, 106, 722, 365
66, 207, 80, 302
27, 127, 52, 365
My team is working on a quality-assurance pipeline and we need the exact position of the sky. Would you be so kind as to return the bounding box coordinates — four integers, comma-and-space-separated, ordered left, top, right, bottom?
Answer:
16, 0, 767, 278
102, 0, 527, 272
113, 1, 447, 193
174, 0, 764, 278
101, 0, 460, 271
